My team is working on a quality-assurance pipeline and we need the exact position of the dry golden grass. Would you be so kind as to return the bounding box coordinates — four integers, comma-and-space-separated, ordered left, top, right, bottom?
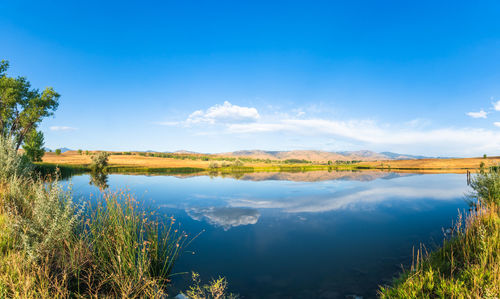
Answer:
42, 151, 272, 168
361, 156, 500, 171
43, 151, 500, 172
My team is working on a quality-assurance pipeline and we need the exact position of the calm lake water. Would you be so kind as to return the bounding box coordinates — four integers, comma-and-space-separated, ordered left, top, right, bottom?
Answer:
64, 171, 469, 299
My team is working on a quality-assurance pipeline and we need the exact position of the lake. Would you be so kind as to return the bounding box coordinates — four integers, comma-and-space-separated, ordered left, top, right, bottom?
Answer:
64, 171, 469, 299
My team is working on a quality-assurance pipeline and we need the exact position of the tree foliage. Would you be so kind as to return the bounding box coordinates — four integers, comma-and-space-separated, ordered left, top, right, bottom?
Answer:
22, 130, 45, 162
0, 60, 59, 149
91, 152, 110, 172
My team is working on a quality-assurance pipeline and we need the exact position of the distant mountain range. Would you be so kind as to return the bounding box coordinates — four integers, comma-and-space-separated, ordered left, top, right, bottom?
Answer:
51, 147, 436, 162
219, 150, 433, 162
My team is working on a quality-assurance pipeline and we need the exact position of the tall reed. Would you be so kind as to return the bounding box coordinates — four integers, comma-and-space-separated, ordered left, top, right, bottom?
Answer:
81, 191, 189, 297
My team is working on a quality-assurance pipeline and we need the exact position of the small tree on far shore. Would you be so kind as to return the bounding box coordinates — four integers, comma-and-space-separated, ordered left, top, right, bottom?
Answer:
91, 152, 110, 172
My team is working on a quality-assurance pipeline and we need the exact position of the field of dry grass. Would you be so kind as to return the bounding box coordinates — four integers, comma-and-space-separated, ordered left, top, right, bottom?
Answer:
42, 151, 272, 168
361, 156, 500, 171
42, 151, 500, 172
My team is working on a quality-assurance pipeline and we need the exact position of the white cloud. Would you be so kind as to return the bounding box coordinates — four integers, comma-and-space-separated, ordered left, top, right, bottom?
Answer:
227, 118, 500, 156
467, 109, 488, 119
156, 102, 500, 156
50, 126, 77, 132
186, 101, 260, 124
494, 100, 500, 111
494, 122, 500, 127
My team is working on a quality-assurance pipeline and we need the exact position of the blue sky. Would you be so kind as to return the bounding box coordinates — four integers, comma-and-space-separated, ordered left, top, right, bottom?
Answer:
1, 1, 500, 156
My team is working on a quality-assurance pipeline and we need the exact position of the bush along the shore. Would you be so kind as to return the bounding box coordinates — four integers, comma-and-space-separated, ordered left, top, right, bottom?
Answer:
0, 137, 236, 298
379, 167, 500, 298
90, 151, 110, 172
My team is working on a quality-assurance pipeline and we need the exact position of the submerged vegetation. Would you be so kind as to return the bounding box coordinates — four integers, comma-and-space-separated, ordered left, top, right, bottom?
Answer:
379, 167, 500, 297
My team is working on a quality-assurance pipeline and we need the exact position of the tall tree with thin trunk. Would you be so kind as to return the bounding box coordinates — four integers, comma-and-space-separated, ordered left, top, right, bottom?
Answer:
0, 60, 59, 150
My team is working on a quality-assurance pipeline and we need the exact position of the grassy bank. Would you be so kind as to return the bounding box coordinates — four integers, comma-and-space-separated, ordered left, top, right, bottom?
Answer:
0, 138, 236, 298
35, 161, 366, 176
379, 167, 500, 297
364, 156, 500, 172
42, 150, 500, 174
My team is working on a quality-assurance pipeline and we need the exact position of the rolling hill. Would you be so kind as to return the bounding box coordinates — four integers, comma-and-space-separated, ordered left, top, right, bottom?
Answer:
220, 150, 431, 162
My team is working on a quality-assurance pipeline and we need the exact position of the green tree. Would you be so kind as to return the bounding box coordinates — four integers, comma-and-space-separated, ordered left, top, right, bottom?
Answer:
90, 151, 110, 172
22, 129, 45, 162
55, 149, 61, 155
484, 154, 487, 159
0, 60, 60, 150
77, 149, 82, 155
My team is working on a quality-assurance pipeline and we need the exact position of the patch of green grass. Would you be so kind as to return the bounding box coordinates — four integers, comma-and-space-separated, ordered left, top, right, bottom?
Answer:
34, 163, 89, 178
0, 214, 13, 254
379, 168, 500, 298
36, 161, 372, 177
379, 206, 500, 298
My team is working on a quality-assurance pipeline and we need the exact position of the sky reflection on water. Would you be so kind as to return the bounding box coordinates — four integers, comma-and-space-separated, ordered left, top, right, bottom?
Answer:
64, 171, 469, 298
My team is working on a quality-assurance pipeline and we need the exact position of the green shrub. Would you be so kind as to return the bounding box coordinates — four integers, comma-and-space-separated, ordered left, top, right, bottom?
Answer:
55, 149, 61, 155
209, 162, 220, 169
468, 166, 500, 206
6, 177, 79, 262
90, 152, 110, 172
0, 137, 32, 182
221, 161, 232, 168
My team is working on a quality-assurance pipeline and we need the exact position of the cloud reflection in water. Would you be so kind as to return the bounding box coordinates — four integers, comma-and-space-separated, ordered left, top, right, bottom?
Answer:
187, 207, 260, 230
